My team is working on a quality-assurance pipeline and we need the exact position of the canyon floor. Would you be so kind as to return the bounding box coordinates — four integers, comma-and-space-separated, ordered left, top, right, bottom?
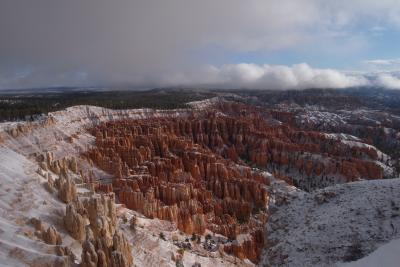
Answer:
0, 89, 399, 266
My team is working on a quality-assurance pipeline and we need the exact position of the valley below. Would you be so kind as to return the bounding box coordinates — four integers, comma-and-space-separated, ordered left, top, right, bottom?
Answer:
0, 89, 399, 266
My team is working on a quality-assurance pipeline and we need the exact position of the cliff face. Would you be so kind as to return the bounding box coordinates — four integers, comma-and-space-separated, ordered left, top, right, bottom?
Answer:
83, 101, 388, 263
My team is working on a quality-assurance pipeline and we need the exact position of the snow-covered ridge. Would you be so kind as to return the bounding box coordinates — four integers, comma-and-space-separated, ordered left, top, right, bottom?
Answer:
187, 96, 222, 109
324, 133, 362, 142
49, 105, 190, 124
298, 109, 348, 127
262, 178, 400, 266
323, 132, 394, 177
0, 98, 221, 145
324, 132, 388, 160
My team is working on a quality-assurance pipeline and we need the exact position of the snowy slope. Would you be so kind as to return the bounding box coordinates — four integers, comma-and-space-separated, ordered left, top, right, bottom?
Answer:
341, 238, 400, 267
262, 178, 400, 266
0, 147, 74, 266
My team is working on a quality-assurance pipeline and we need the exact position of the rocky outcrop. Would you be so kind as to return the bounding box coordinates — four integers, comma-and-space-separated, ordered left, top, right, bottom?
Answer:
82, 194, 117, 242
62, 191, 133, 266
37, 152, 80, 177
29, 217, 44, 232
42, 225, 62, 245
57, 173, 77, 203
29, 217, 62, 245
223, 230, 264, 263
78, 194, 132, 267
5, 117, 56, 138
81, 230, 133, 267
64, 202, 87, 242
111, 231, 133, 267
38, 153, 135, 266
81, 231, 133, 267
28, 217, 75, 264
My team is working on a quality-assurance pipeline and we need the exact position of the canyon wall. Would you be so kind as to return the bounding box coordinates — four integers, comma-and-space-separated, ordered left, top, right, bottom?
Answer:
84, 101, 387, 263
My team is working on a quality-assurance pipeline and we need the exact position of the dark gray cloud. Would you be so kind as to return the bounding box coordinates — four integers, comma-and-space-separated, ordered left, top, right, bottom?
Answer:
1, 0, 400, 89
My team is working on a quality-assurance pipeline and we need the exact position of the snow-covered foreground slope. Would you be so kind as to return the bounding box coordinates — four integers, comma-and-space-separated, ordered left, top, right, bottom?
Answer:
262, 178, 400, 266
341, 237, 400, 267
0, 147, 71, 267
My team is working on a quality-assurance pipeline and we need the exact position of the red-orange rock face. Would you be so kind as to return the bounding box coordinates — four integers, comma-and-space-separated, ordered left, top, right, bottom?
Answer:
85, 101, 385, 263
224, 229, 264, 263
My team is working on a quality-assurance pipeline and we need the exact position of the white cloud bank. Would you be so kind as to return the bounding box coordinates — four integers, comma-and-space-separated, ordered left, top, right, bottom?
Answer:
165, 63, 369, 90
376, 74, 400, 89
211, 63, 368, 89
2, 60, 400, 90
164, 63, 400, 90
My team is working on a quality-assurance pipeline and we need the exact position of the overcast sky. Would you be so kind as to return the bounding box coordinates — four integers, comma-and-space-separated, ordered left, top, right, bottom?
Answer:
1, 0, 400, 90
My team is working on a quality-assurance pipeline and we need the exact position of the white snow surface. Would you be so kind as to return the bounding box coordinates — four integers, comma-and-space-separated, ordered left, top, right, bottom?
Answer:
0, 147, 72, 266
187, 97, 221, 109
340, 238, 400, 267
262, 178, 400, 267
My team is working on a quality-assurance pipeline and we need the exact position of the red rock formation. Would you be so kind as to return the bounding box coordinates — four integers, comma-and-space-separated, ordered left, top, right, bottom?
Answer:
62, 192, 133, 266
78, 193, 132, 267
85, 117, 269, 262
224, 230, 264, 263
81, 230, 133, 267
64, 202, 86, 242
42, 226, 62, 245
84, 101, 385, 263
57, 173, 77, 203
